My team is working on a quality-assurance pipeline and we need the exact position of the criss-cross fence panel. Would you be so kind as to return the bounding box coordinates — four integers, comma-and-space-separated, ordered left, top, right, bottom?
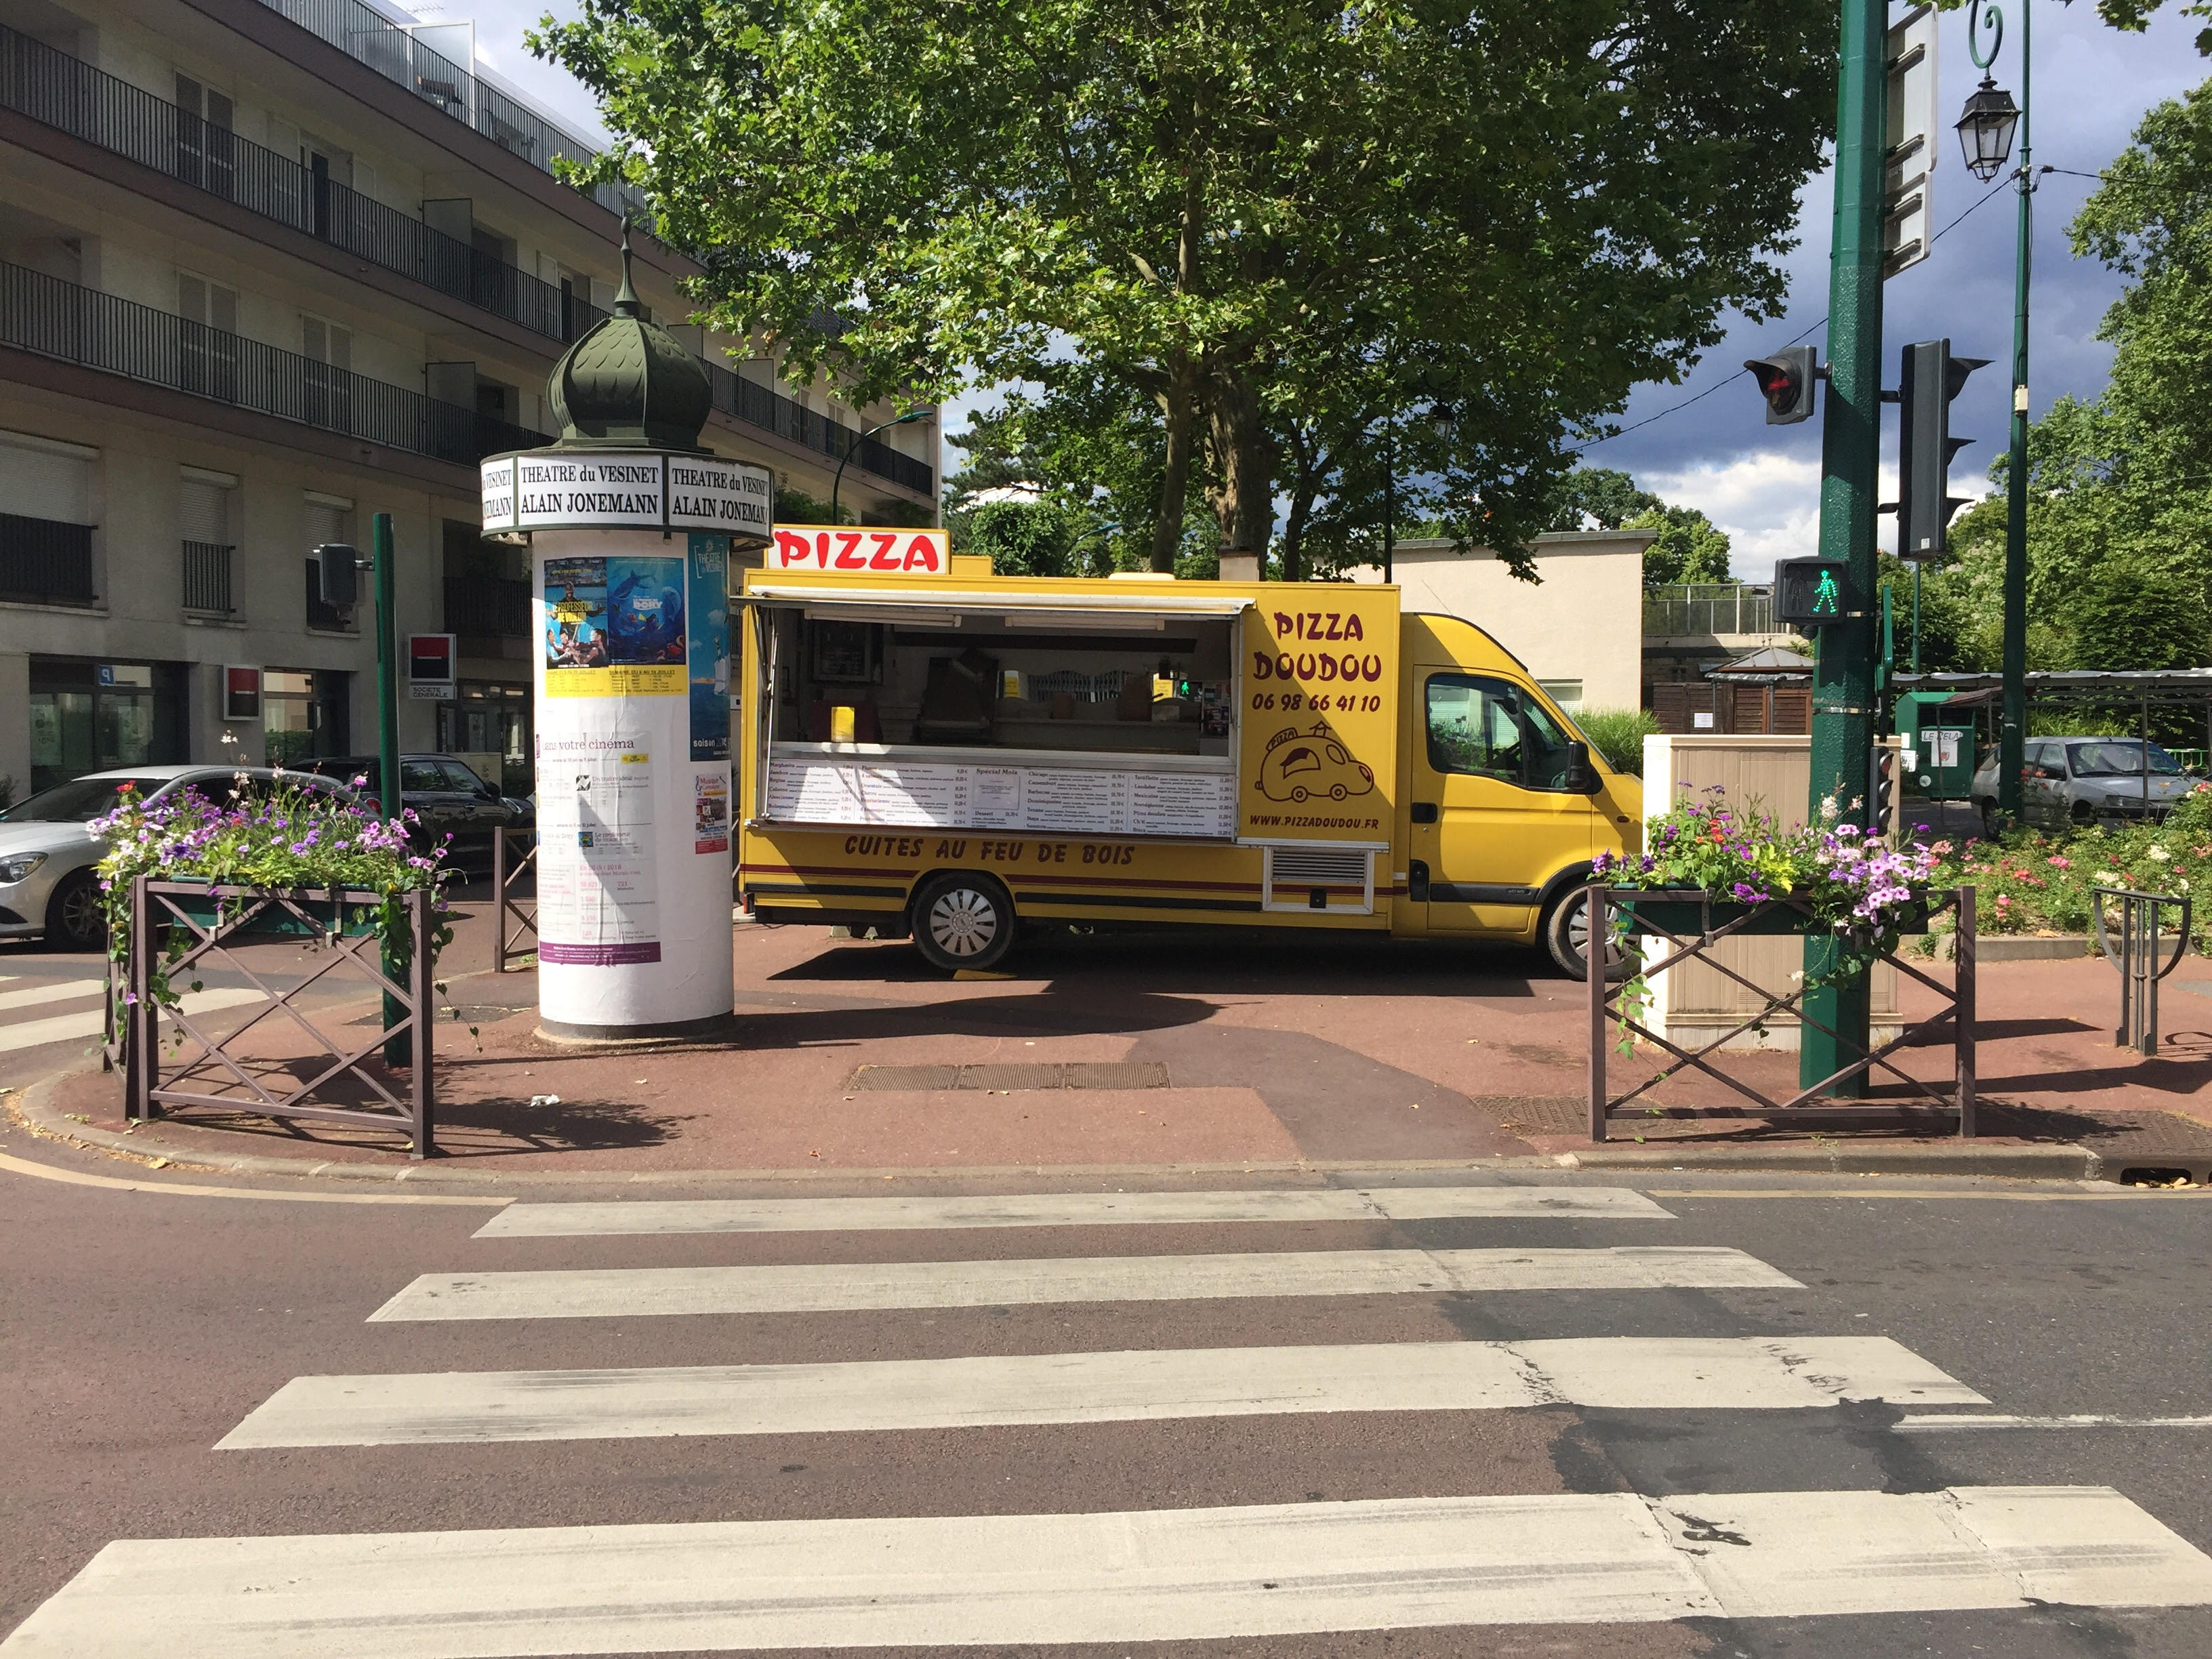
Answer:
2093, 886, 2191, 1057
491, 827, 537, 973
120, 878, 436, 1157
1585, 884, 1975, 1141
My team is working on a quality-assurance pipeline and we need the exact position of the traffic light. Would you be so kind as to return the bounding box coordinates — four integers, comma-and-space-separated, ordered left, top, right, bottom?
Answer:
1896, 339, 1988, 560
1775, 557, 1851, 627
313, 542, 359, 610
1868, 744, 1897, 838
1742, 346, 1818, 424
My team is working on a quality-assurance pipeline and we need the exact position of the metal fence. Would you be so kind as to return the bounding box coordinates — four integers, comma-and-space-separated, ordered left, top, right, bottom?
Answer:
1, 262, 547, 466
0, 512, 94, 605
182, 541, 233, 613
1643, 583, 1777, 638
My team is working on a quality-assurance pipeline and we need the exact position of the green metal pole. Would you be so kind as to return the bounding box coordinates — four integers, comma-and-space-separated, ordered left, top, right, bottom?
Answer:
1801, 0, 1887, 1095
1996, 5, 2034, 817
1911, 563, 1922, 672
374, 511, 408, 1066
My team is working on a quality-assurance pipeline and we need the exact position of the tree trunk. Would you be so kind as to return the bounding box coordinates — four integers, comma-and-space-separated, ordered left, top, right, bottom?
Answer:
1208, 363, 1276, 572
1149, 354, 1197, 573
1280, 420, 1320, 583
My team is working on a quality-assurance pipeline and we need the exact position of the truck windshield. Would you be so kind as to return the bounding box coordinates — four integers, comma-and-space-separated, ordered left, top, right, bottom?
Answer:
2067, 741, 2183, 777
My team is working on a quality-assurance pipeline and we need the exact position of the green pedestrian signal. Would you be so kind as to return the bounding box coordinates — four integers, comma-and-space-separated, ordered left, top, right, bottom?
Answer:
1775, 558, 1851, 627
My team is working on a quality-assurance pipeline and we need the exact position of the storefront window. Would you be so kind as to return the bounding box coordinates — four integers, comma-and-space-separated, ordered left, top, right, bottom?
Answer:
27, 659, 184, 793
262, 669, 349, 766
438, 680, 531, 793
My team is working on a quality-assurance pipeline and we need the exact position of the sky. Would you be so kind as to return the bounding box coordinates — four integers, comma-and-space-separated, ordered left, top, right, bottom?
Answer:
441, 1, 2205, 579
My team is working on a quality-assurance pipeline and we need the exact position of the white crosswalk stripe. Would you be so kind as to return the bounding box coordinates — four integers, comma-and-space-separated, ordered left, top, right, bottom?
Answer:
473, 1184, 1675, 1236
12, 1179, 2212, 1656
0, 981, 264, 1054
9, 1488, 2210, 1655
371, 1244, 1799, 1322
217, 1336, 1986, 1448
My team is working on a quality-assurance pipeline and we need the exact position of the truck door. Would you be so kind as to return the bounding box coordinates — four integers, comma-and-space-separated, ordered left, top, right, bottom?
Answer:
1410, 672, 1595, 936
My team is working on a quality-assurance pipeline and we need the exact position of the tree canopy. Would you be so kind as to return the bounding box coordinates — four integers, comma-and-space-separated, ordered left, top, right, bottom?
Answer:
536, 0, 1835, 574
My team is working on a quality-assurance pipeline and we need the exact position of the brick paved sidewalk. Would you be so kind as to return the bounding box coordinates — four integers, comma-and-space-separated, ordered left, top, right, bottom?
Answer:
31, 909, 2212, 1179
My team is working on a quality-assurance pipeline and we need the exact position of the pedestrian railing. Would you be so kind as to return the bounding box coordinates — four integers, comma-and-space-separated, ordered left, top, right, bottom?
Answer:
2093, 886, 2192, 1057
114, 878, 438, 1158
1584, 883, 1978, 1140
491, 827, 538, 973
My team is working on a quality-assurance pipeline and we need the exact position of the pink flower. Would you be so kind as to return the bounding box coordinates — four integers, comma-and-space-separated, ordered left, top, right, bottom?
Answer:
2047, 855, 2070, 868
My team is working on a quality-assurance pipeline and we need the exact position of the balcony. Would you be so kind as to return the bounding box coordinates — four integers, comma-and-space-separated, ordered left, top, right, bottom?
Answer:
1643, 583, 1780, 641
0, 513, 96, 606
183, 540, 233, 613
0, 261, 549, 468
0, 26, 935, 497
444, 574, 532, 639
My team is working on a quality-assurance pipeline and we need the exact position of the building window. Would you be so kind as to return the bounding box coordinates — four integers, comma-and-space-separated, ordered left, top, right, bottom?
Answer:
173, 73, 234, 197
27, 658, 186, 794
300, 314, 353, 430
438, 680, 531, 794
177, 272, 239, 399
179, 468, 235, 613
262, 669, 349, 766
0, 432, 97, 607
1538, 679, 1585, 711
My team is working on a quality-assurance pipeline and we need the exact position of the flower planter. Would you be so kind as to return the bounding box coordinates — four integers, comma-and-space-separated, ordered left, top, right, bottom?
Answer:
1610, 888, 1929, 939
150, 880, 385, 941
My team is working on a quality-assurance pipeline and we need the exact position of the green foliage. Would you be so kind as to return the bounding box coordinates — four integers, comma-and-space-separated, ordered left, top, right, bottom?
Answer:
2066, 556, 2210, 670
1544, 468, 1662, 531
1572, 708, 1662, 776
1929, 803, 2212, 947
1628, 504, 1732, 586
535, 1, 1836, 573
774, 487, 846, 526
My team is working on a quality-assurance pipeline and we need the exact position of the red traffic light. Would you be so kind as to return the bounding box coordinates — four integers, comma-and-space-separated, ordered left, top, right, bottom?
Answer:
1742, 346, 1818, 425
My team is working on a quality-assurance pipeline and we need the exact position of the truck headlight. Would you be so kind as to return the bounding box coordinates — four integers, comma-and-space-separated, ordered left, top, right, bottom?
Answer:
0, 852, 47, 884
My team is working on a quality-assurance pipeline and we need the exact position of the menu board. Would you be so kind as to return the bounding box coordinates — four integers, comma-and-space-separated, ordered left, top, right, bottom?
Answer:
763, 755, 1233, 838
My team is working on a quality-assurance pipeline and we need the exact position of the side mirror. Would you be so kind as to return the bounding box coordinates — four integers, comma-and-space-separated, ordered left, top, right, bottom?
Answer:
1565, 739, 1601, 795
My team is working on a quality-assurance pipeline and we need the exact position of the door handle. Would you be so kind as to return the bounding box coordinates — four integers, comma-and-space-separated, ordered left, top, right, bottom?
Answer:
1410, 801, 1439, 825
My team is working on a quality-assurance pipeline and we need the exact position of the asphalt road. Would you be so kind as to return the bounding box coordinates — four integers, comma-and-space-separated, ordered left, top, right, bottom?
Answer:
2, 1141, 2209, 1656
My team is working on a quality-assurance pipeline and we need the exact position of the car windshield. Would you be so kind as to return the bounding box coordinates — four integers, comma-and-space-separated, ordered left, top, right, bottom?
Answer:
2068, 741, 2184, 777
0, 776, 176, 822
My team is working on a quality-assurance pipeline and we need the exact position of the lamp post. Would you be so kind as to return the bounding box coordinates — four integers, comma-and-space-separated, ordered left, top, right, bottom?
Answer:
1954, 0, 2030, 815
830, 409, 930, 527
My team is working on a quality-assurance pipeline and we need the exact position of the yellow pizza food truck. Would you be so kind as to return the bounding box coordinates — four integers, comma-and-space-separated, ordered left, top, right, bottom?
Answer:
735, 562, 1642, 976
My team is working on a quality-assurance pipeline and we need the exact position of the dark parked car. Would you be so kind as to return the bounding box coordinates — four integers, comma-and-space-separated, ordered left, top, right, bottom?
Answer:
302, 754, 519, 874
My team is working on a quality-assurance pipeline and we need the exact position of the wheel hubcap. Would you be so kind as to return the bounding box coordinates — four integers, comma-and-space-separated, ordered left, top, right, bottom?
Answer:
1566, 897, 1622, 969
928, 888, 998, 958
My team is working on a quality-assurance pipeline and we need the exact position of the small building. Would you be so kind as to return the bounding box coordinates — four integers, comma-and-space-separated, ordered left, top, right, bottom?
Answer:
1351, 530, 1650, 713
1643, 581, 1803, 723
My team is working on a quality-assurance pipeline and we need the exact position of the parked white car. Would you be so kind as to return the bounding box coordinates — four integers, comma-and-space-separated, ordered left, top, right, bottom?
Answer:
1969, 736, 2196, 836
0, 766, 360, 951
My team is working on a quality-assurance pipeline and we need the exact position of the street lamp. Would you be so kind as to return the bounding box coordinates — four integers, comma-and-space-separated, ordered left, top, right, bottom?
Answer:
1955, 0, 2035, 818
830, 409, 930, 527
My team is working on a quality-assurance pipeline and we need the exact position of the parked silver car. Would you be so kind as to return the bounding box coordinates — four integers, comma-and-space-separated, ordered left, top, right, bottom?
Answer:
0, 765, 361, 951
1969, 736, 2196, 835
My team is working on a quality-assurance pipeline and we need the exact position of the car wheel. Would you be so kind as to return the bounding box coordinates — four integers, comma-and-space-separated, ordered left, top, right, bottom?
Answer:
910, 874, 1015, 972
1977, 798, 1999, 839
44, 869, 106, 952
2070, 799, 2096, 827
1542, 886, 1635, 982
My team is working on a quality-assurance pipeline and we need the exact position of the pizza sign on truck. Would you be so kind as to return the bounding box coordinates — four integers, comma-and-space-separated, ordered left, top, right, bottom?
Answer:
769, 525, 948, 574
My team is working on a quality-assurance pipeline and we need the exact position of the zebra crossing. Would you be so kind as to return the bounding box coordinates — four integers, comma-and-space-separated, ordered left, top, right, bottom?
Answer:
0, 971, 262, 1055
7, 1180, 2212, 1654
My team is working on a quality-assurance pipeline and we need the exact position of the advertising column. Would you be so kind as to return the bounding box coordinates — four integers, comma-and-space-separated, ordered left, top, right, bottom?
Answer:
531, 527, 733, 1034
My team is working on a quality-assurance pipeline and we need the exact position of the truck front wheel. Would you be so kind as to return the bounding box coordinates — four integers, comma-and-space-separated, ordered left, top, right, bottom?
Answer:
911, 874, 1016, 973
1541, 886, 1633, 982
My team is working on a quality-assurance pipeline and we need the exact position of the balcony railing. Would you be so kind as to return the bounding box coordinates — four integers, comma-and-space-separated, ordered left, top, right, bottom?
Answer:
701, 362, 936, 495
182, 540, 233, 613
1643, 583, 1777, 639
0, 262, 548, 468
0, 513, 96, 605
444, 574, 532, 638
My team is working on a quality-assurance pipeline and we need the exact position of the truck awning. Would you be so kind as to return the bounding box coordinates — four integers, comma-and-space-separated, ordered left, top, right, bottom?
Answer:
747, 585, 1254, 623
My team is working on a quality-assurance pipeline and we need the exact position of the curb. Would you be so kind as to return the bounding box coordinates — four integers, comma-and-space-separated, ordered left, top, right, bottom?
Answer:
1563, 1141, 2105, 1181
14, 1071, 2121, 1189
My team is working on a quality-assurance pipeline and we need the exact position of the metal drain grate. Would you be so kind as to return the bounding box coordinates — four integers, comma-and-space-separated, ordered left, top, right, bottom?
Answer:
851, 1062, 1170, 1092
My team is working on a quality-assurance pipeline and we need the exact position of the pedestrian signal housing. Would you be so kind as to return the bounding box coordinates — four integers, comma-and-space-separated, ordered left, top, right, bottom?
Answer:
313, 543, 359, 611
1775, 558, 1850, 627
1868, 745, 1898, 837
1742, 346, 1818, 425
1898, 340, 1988, 560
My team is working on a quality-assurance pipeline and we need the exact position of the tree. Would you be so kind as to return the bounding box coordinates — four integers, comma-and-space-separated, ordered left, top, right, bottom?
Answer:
1627, 504, 1732, 586
1544, 467, 1662, 531
536, 1, 1835, 573
2068, 555, 2210, 670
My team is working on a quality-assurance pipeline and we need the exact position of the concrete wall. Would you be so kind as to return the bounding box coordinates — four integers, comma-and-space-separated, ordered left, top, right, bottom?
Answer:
1351, 531, 1650, 712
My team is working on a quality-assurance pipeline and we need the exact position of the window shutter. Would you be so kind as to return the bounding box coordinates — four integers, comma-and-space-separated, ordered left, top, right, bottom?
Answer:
304, 497, 346, 548
180, 478, 230, 546
0, 438, 92, 523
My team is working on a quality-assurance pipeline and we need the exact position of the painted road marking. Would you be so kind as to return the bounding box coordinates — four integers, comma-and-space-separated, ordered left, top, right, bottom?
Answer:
0, 1151, 511, 1207
370, 1246, 1799, 1322
7, 1488, 2207, 1654
1898, 1413, 2212, 1433
474, 1185, 1675, 1237
0, 979, 107, 1014
218, 1336, 1982, 1448
0, 987, 264, 1054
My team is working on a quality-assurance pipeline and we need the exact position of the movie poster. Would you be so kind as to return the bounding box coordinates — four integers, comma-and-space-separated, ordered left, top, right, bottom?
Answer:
687, 533, 730, 761
543, 553, 688, 698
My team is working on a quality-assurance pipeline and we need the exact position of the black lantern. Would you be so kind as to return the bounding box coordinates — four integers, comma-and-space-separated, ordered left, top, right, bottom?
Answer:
1955, 76, 2019, 182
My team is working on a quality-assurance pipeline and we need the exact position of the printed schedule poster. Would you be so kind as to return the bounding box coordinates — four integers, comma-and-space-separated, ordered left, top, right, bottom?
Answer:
694, 771, 730, 855
537, 733, 661, 964
687, 533, 731, 761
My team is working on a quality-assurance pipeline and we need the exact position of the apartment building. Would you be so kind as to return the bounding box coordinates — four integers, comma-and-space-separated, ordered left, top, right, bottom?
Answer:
0, 0, 937, 799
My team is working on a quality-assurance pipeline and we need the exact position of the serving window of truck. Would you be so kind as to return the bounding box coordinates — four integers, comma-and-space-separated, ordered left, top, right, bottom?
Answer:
742, 579, 1399, 848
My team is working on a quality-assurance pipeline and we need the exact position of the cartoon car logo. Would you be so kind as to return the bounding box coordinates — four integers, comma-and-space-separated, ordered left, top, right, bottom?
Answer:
1256, 722, 1375, 803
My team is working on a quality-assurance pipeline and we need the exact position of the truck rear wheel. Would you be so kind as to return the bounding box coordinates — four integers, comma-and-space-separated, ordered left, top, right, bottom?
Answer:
911, 873, 1016, 972
1542, 886, 1632, 982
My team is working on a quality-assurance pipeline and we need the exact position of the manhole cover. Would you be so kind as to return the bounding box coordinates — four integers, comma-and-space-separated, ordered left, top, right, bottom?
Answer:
1467, 1096, 1589, 1135
850, 1062, 1170, 1092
